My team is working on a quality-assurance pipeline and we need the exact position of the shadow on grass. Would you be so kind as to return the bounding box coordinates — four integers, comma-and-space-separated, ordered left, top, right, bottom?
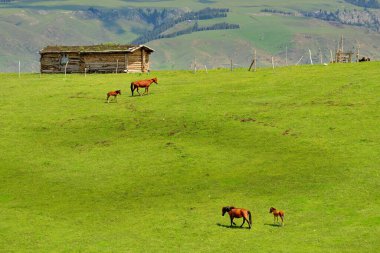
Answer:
130, 93, 154, 98
264, 223, 282, 227
216, 223, 251, 230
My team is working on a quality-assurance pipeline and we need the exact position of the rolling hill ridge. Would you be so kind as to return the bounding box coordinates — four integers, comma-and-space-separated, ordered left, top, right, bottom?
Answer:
1, 0, 380, 72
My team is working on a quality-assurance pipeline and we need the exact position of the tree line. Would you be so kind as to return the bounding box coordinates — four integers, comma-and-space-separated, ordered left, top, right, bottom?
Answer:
344, 0, 380, 8
302, 9, 380, 31
149, 22, 240, 41
261, 7, 380, 32
132, 8, 239, 44
260, 8, 297, 16
82, 7, 237, 43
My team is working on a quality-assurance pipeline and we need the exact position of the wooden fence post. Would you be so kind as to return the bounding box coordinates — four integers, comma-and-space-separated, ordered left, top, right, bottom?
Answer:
296, 56, 303, 66
248, 49, 257, 72
356, 41, 360, 62
64, 61, 69, 78
285, 46, 288, 66
308, 49, 313, 65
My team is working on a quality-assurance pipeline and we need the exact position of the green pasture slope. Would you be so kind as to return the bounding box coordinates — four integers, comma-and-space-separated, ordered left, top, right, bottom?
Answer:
1, 63, 380, 252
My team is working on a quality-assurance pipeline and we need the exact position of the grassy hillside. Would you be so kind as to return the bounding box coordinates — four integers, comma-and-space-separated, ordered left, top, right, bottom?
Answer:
1, 0, 380, 72
0, 63, 379, 252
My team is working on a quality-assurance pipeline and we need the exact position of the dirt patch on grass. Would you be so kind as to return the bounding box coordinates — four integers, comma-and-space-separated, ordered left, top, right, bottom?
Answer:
168, 129, 180, 136
95, 140, 112, 147
69, 92, 101, 100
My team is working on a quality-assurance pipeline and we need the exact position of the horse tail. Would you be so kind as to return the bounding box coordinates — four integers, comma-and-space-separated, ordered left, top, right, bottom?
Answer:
248, 210, 252, 226
130, 82, 134, 96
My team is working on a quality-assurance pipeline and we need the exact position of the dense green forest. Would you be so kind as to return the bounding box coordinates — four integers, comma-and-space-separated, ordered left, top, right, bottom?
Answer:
131, 8, 239, 44
302, 9, 380, 32
79, 7, 239, 44
345, 0, 380, 8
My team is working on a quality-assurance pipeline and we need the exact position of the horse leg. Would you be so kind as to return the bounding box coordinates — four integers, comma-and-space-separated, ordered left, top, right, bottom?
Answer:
136, 87, 141, 96
230, 216, 235, 227
107, 95, 110, 103
280, 215, 284, 226
240, 218, 246, 228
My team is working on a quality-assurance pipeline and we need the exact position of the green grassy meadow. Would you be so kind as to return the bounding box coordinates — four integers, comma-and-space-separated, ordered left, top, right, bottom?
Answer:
0, 63, 380, 252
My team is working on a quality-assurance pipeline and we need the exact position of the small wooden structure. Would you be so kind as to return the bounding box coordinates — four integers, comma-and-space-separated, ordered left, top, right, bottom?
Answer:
39, 44, 154, 74
334, 35, 353, 63
335, 50, 353, 63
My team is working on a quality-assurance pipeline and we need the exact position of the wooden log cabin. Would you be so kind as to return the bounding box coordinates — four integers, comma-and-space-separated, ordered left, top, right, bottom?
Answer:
39, 44, 154, 74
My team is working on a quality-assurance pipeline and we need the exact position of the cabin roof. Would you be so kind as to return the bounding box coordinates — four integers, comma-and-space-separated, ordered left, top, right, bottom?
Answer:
39, 44, 154, 54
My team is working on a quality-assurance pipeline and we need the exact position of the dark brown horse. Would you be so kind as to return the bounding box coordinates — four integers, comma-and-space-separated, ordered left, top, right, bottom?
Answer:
269, 207, 284, 226
106, 90, 121, 103
359, 57, 371, 62
222, 206, 252, 229
130, 77, 158, 96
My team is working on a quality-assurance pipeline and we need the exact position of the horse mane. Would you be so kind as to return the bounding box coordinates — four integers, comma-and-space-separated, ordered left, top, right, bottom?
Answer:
222, 206, 236, 212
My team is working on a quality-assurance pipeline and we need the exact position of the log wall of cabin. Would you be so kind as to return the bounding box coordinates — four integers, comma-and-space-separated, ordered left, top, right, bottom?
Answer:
40, 53, 80, 73
126, 49, 151, 73
81, 53, 127, 73
127, 49, 143, 73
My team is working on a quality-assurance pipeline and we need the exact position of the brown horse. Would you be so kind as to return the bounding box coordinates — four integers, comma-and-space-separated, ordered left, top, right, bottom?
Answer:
222, 206, 252, 229
130, 77, 158, 96
269, 207, 284, 226
106, 90, 121, 103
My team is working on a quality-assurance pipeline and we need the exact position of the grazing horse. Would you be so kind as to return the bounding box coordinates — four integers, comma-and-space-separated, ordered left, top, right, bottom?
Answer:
222, 206, 252, 229
106, 90, 121, 103
359, 57, 371, 62
130, 77, 158, 96
269, 207, 285, 226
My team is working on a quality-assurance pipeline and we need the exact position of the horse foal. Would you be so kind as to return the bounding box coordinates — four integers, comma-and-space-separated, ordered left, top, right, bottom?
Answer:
106, 90, 121, 103
269, 207, 284, 226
